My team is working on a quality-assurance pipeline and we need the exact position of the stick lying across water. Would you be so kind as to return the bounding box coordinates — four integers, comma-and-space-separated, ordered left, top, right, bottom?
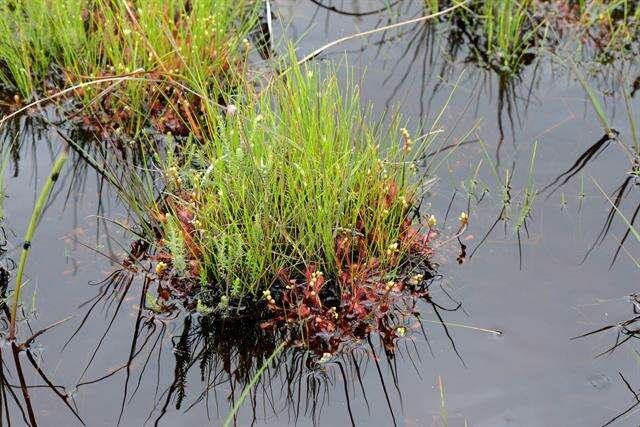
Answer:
296, 1, 470, 66
0, 69, 146, 127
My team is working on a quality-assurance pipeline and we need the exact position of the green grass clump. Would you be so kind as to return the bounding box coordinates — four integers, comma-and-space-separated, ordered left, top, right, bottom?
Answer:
474, 0, 544, 72
422, 0, 640, 74
151, 64, 434, 305
423, 0, 547, 75
0, 0, 256, 135
571, 0, 640, 63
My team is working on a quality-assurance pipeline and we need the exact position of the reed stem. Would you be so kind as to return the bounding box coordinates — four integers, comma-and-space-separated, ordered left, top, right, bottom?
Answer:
9, 148, 69, 341
222, 341, 286, 427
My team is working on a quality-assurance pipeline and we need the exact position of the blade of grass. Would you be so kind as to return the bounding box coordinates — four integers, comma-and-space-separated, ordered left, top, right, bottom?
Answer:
568, 57, 615, 137
591, 176, 640, 243
222, 341, 286, 427
9, 148, 69, 340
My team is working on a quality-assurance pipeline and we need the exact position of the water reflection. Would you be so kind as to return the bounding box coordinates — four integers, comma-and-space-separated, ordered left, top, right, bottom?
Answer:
62, 266, 464, 426
0, 1, 639, 425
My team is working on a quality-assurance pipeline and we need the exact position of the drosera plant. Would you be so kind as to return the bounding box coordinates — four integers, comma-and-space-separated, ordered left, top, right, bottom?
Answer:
0, 0, 258, 138
139, 61, 447, 345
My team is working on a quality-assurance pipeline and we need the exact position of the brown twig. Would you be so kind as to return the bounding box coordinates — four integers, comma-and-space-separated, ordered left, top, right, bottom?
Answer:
295, 1, 470, 67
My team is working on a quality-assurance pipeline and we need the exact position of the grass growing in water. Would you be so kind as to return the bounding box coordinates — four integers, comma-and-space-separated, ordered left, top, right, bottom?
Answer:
145, 62, 438, 315
9, 148, 68, 340
423, 0, 548, 75
421, 0, 640, 75
0, 0, 257, 136
471, 0, 546, 72
566, 0, 640, 63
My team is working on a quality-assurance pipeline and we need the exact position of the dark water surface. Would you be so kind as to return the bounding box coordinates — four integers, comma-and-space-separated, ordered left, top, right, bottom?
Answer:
2, 1, 639, 426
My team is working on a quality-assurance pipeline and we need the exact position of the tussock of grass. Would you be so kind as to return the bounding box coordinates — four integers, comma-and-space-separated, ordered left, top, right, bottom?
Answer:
0, 0, 256, 135
0, 2, 448, 323
566, 0, 640, 63
468, 0, 545, 73
422, 0, 640, 74
424, 0, 547, 74
149, 63, 435, 307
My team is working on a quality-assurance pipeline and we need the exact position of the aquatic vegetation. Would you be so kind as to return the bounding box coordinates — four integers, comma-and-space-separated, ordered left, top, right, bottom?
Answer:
0, 0, 257, 137
457, 138, 539, 268
422, 0, 548, 75
462, 0, 547, 74
544, 0, 640, 63
9, 148, 68, 340
143, 63, 441, 326
222, 340, 286, 427
420, 0, 640, 75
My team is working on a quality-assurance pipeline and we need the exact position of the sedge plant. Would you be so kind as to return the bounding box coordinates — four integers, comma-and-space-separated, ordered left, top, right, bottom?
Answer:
0, 0, 257, 136
423, 0, 546, 75
148, 61, 439, 309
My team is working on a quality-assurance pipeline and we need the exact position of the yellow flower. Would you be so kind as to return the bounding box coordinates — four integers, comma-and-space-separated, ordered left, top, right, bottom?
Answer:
427, 214, 437, 228
459, 211, 469, 226
386, 242, 399, 256
155, 261, 167, 276
408, 274, 424, 285
396, 326, 406, 337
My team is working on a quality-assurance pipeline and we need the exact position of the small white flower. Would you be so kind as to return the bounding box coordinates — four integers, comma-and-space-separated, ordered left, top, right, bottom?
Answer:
318, 352, 332, 363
